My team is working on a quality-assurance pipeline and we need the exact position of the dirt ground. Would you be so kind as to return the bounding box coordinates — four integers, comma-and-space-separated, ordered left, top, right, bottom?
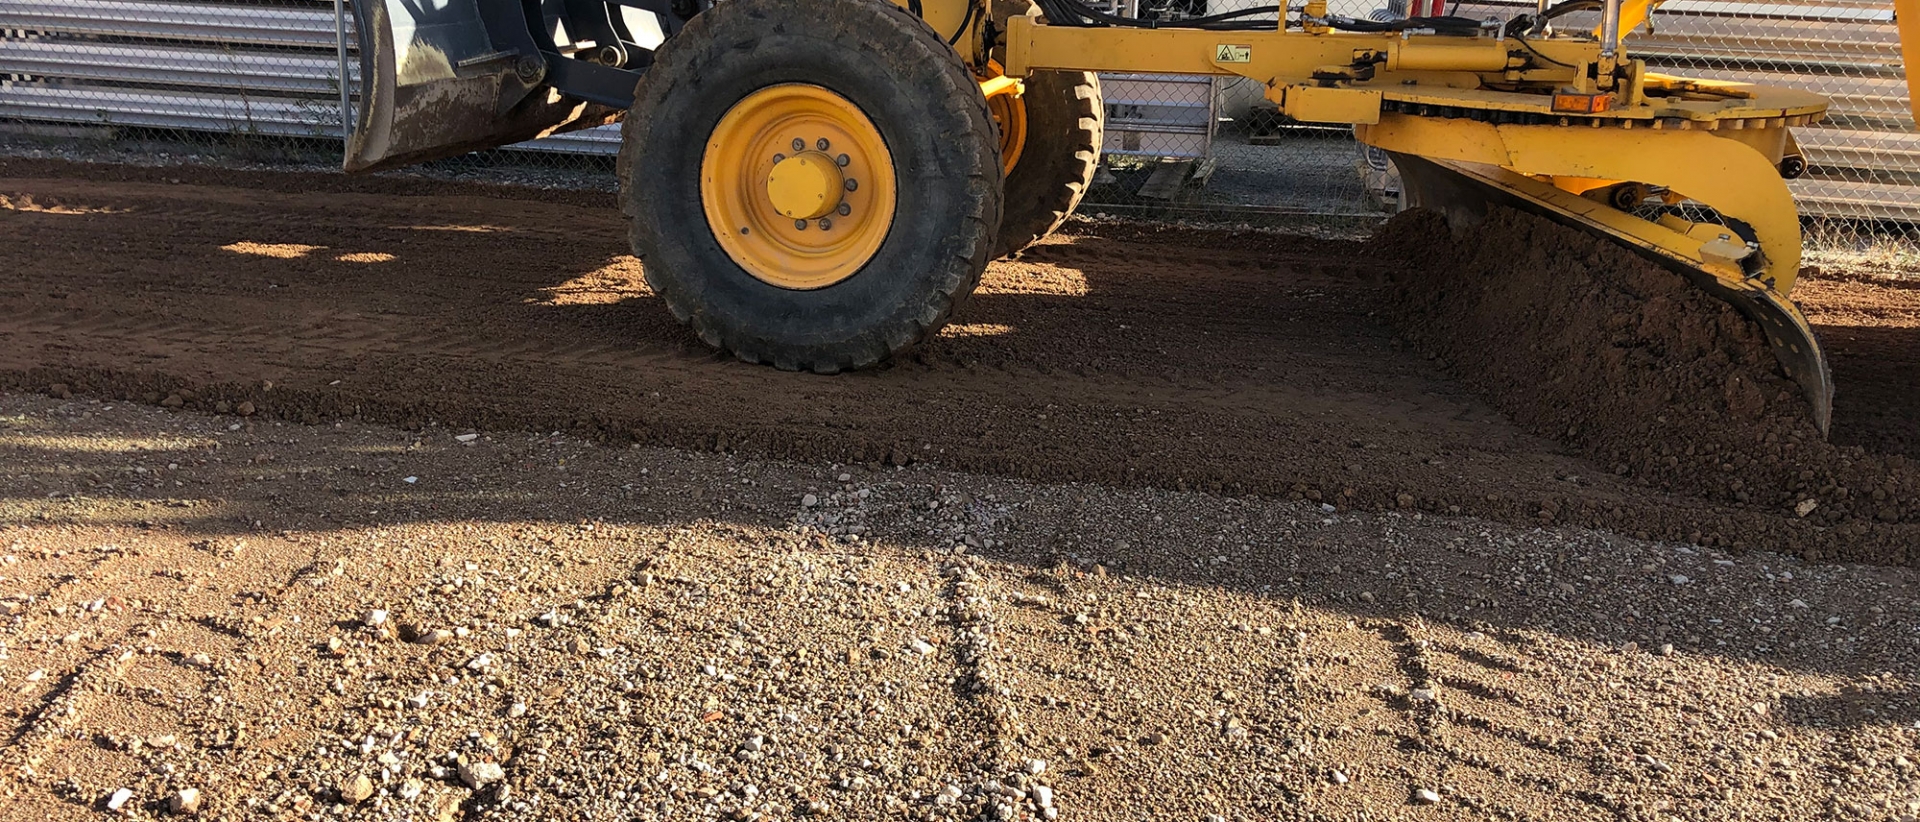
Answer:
1, 159, 1918, 821
1, 159, 1915, 564
2, 394, 1918, 822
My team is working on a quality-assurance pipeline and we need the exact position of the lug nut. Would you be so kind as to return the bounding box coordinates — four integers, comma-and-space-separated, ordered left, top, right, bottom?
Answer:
816, 138, 831, 151
773, 153, 785, 163
794, 219, 808, 230
837, 202, 851, 216
791, 138, 805, 152
844, 179, 858, 192
818, 218, 833, 231
836, 154, 850, 167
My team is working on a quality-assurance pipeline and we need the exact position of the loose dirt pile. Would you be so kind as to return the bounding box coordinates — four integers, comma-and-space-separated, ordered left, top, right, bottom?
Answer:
1377, 207, 1918, 565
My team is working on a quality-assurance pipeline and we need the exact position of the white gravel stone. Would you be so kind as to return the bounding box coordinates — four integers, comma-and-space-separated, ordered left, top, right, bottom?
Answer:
1414, 788, 1442, 804
106, 788, 134, 812
168, 787, 201, 814
459, 761, 506, 789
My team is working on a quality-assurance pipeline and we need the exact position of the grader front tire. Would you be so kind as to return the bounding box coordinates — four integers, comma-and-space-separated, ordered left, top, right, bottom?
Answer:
619, 0, 1003, 372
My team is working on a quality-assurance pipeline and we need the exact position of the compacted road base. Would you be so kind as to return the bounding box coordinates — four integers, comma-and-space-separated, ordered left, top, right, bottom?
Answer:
0, 394, 1916, 822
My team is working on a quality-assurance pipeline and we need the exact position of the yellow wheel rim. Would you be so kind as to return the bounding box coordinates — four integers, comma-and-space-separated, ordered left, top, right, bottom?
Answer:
700, 84, 897, 290
986, 85, 1026, 175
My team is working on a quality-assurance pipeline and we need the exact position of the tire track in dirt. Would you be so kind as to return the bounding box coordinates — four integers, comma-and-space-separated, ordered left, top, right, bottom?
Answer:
2, 161, 1915, 564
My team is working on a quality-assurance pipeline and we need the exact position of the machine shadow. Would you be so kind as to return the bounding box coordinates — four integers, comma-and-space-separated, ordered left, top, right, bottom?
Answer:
1815, 320, 1920, 460
3, 415, 1914, 736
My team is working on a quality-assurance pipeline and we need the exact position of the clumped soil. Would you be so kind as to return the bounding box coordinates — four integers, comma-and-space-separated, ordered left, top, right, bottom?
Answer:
1377, 207, 1919, 565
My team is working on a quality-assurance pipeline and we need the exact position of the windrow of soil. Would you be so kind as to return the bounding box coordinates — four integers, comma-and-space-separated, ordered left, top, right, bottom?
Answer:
1374, 207, 1917, 565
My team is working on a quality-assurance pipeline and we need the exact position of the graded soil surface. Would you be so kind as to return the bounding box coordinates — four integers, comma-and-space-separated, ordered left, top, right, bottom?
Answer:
0, 158, 1915, 566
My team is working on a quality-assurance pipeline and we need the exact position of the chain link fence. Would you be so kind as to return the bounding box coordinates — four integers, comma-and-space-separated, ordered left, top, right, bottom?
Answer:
0, 0, 1913, 253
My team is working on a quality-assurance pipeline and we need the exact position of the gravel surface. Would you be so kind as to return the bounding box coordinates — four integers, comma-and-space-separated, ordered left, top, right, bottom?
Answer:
2, 394, 1917, 822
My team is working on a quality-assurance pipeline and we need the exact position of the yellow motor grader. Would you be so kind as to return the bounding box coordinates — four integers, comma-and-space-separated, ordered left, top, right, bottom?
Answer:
345, 0, 1920, 434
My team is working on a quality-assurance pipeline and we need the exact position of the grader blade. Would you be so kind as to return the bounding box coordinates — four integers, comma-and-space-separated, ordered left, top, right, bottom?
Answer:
1359, 117, 1834, 435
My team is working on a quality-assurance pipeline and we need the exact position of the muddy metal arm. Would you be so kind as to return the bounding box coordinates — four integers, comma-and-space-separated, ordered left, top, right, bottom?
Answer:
346, 0, 696, 171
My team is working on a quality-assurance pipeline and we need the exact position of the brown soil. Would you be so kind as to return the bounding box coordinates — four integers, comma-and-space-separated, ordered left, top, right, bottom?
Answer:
1377, 208, 1920, 565
0, 159, 1916, 566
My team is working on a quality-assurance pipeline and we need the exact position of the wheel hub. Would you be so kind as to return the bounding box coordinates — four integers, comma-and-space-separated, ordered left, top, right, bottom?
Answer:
766, 152, 845, 220
699, 84, 898, 291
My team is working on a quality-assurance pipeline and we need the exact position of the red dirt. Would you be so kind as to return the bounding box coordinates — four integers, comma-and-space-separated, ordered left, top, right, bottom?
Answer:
1, 158, 1915, 565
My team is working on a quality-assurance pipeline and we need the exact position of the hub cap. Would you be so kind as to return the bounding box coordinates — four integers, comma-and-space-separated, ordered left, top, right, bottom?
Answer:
700, 84, 897, 290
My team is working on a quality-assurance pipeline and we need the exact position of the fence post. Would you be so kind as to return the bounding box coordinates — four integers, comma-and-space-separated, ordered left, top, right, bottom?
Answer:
336, 0, 352, 141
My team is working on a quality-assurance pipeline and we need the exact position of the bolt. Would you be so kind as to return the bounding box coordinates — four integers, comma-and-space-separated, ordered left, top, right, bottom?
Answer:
792, 138, 805, 152
844, 179, 858, 192
818, 218, 833, 231
794, 219, 809, 230
741, 227, 750, 235
837, 202, 851, 216
773, 153, 785, 163
816, 138, 831, 151
836, 154, 850, 167
513, 54, 544, 82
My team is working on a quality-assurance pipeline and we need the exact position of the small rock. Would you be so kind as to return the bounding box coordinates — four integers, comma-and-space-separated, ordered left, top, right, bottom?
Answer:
1330, 770, 1349, 785
234, 401, 256, 417
106, 788, 135, 812
1025, 759, 1047, 775
508, 702, 528, 718
909, 639, 936, 656
1794, 498, 1818, 517
339, 774, 374, 804
366, 609, 389, 627
1668, 574, 1691, 585
455, 433, 480, 443
406, 691, 431, 709
569, 636, 592, 655
397, 780, 423, 800
802, 494, 819, 507
1788, 598, 1810, 609
459, 761, 505, 789
413, 628, 453, 646
1030, 784, 1054, 807
188, 653, 214, 669
168, 787, 202, 814
1413, 788, 1441, 805
48, 383, 72, 400
1658, 643, 1674, 656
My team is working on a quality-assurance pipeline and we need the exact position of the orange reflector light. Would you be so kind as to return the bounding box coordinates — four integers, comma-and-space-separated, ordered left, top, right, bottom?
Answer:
1552, 92, 1612, 114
